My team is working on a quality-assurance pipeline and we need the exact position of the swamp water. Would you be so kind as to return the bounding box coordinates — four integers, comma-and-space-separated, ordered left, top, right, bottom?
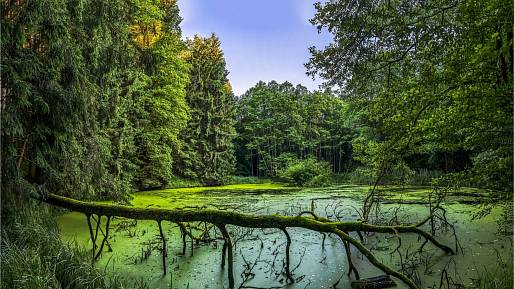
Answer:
57, 184, 512, 289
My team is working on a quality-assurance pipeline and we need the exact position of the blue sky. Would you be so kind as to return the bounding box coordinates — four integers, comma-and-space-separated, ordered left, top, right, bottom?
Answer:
178, 0, 332, 95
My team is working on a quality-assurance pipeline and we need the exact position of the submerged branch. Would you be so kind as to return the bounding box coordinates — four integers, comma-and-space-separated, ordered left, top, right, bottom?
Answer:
42, 193, 455, 289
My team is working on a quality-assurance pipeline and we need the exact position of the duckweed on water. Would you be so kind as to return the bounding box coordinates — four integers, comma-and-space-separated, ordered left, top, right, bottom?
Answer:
57, 184, 512, 289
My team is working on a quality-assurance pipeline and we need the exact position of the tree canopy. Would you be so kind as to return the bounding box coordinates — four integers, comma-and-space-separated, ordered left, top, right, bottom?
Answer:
235, 81, 356, 177
1, 1, 512, 288
307, 0, 513, 192
175, 34, 236, 185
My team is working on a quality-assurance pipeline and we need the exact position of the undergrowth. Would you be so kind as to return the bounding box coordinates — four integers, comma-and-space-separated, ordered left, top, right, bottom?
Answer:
1, 205, 149, 289
475, 249, 513, 289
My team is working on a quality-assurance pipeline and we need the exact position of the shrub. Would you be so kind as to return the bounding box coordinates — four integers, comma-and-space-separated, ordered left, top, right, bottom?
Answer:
166, 176, 202, 189
280, 158, 332, 187
274, 153, 299, 175
227, 176, 274, 184
347, 167, 376, 184
470, 149, 512, 192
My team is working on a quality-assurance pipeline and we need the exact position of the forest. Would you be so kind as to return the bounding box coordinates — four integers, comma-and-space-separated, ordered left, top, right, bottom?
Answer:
1, 0, 512, 289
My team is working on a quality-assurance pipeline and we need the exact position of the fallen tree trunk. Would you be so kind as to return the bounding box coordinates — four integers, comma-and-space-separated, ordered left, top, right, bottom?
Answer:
42, 193, 454, 289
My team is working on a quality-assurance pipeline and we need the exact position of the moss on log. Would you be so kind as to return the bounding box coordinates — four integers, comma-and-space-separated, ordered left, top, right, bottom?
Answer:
42, 193, 455, 289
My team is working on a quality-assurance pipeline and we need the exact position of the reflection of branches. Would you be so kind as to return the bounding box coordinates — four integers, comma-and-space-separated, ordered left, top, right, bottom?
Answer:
341, 235, 360, 280
238, 237, 263, 288
438, 259, 465, 289
281, 228, 294, 284
393, 245, 424, 287
86, 215, 112, 261
43, 193, 457, 289
290, 247, 306, 274
113, 218, 138, 237
233, 227, 256, 247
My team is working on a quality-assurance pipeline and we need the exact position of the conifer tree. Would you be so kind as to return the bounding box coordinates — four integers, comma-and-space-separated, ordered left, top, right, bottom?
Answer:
131, 0, 190, 189
176, 34, 236, 185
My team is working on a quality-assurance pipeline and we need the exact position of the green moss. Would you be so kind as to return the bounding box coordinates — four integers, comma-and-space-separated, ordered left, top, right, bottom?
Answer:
141, 182, 288, 194
129, 183, 294, 209
55, 184, 512, 289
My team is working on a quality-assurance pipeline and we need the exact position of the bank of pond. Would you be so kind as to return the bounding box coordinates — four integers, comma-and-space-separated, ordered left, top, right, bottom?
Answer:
57, 183, 512, 289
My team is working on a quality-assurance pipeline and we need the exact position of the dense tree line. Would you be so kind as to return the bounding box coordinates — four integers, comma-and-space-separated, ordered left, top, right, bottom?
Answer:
174, 35, 236, 185
2, 0, 511, 209
234, 81, 357, 177
0, 0, 237, 218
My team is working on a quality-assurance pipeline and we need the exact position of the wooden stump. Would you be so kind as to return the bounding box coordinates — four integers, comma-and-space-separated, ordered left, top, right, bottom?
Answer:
351, 275, 397, 289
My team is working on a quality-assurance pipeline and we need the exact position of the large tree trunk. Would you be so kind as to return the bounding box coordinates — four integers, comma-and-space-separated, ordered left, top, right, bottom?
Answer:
41, 193, 454, 289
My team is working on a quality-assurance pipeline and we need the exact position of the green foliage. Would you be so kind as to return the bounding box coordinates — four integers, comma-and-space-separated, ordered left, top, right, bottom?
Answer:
2, 0, 109, 201
345, 167, 376, 185
475, 250, 513, 289
274, 153, 300, 175
345, 166, 444, 186
175, 34, 236, 186
280, 158, 332, 187
134, 33, 190, 190
0, 0, 190, 285
307, 0, 513, 192
496, 201, 514, 236
470, 149, 512, 192
0, 0, 192, 199
235, 81, 356, 177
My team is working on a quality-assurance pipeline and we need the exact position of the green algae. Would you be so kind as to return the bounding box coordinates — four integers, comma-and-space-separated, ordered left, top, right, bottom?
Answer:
141, 182, 290, 195
56, 183, 512, 289
130, 183, 297, 210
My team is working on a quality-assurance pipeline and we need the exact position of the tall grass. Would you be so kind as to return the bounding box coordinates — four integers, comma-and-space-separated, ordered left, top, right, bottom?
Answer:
165, 176, 276, 189
166, 176, 202, 188
1, 206, 148, 289
475, 250, 513, 289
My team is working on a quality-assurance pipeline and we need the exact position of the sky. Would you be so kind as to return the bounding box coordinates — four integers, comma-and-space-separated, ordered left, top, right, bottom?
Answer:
178, 0, 333, 96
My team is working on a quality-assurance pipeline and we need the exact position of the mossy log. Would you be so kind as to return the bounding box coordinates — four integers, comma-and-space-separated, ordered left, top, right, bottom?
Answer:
42, 193, 454, 289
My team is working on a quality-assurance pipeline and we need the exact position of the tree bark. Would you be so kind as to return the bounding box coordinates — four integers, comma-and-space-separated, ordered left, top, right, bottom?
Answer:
41, 193, 455, 289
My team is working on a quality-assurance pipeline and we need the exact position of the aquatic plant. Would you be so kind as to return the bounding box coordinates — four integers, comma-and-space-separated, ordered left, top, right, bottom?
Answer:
41, 192, 455, 289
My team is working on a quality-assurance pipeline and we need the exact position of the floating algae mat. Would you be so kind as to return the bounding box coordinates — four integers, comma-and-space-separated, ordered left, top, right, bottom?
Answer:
57, 184, 512, 289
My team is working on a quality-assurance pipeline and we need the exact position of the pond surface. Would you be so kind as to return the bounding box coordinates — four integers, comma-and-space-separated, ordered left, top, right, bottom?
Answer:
57, 184, 512, 289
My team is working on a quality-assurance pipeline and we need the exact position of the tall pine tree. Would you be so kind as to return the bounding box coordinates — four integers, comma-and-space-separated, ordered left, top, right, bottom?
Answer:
176, 34, 236, 185
131, 0, 190, 190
